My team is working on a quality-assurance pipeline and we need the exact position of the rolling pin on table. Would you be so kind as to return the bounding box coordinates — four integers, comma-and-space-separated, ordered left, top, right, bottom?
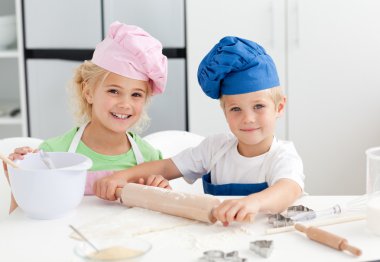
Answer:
115, 183, 221, 223
295, 224, 362, 256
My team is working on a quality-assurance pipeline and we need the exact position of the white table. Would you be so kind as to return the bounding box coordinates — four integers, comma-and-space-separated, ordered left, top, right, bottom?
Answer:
0, 196, 379, 262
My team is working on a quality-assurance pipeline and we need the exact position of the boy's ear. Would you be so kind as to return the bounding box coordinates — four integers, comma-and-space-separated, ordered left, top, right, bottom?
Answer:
276, 96, 287, 117
83, 82, 93, 104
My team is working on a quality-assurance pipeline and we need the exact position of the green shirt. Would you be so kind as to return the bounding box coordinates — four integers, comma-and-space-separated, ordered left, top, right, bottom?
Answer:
39, 127, 162, 171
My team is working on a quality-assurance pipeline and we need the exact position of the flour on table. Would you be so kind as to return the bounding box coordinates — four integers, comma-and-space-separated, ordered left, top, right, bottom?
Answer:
71, 207, 197, 240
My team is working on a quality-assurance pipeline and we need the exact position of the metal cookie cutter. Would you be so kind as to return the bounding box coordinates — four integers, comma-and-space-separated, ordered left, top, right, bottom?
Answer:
199, 250, 247, 262
286, 205, 313, 217
250, 240, 274, 258
268, 205, 313, 227
267, 213, 294, 228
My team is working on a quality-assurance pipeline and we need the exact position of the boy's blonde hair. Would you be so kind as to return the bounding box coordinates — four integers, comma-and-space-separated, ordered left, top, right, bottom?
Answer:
268, 86, 285, 109
220, 86, 284, 109
68, 60, 151, 133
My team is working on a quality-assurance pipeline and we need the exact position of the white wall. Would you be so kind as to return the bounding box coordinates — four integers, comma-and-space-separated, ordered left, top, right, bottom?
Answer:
186, 0, 380, 195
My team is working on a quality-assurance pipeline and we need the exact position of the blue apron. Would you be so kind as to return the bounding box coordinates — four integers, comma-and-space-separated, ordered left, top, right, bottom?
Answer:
202, 173, 268, 196
200, 136, 277, 196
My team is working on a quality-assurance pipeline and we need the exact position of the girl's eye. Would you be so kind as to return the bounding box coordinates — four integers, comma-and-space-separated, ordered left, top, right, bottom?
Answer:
253, 104, 265, 110
230, 107, 241, 112
108, 89, 119, 94
132, 92, 143, 98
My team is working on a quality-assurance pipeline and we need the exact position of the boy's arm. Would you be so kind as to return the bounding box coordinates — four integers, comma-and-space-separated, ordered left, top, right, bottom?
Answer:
212, 178, 302, 225
94, 159, 182, 201
248, 178, 302, 214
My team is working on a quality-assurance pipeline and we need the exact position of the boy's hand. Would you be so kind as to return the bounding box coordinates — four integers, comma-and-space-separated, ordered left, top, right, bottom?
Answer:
9, 146, 38, 161
212, 197, 261, 226
137, 175, 172, 190
93, 171, 128, 201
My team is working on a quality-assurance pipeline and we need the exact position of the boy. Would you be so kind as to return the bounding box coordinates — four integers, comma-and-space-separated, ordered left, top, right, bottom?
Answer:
94, 36, 304, 225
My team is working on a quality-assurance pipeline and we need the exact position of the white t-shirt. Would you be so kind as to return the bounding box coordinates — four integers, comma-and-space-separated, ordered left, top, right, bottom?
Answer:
171, 133, 304, 190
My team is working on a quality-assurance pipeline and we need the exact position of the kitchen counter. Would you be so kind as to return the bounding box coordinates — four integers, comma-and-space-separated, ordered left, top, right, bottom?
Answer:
0, 195, 379, 262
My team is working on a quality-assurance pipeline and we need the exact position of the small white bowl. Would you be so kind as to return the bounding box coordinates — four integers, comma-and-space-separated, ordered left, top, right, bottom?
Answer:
74, 237, 152, 262
8, 152, 92, 219
0, 15, 16, 49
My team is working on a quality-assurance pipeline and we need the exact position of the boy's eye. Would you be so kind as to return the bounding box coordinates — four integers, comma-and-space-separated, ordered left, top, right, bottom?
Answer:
253, 104, 265, 110
230, 107, 241, 112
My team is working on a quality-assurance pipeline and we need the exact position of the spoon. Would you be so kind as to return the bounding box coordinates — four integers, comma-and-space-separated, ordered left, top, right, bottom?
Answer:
69, 225, 99, 252
39, 150, 56, 169
0, 150, 19, 168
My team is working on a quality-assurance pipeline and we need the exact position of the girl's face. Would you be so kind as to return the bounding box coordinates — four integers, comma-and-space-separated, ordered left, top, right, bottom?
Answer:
222, 90, 285, 157
85, 72, 149, 134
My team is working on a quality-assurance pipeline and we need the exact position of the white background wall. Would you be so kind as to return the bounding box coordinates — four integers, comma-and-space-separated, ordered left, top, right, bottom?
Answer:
186, 0, 380, 195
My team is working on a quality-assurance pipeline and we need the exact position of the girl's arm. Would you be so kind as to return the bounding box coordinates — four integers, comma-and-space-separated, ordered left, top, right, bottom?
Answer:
2, 161, 18, 213
4, 146, 32, 213
93, 158, 182, 201
6, 146, 45, 213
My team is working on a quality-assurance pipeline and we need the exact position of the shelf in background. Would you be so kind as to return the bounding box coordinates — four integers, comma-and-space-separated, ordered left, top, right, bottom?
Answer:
0, 116, 22, 125
0, 49, 18, 58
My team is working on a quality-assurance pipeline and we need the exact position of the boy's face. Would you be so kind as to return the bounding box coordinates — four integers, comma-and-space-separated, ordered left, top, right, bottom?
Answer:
222, 89, 285, 157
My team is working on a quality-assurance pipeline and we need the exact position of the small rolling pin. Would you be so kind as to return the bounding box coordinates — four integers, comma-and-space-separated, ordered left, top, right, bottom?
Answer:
115, 183, 221, 223
294, 224, 362, 256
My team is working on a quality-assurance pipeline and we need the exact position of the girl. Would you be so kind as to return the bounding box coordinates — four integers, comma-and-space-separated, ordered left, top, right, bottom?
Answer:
5, 22, 170, 212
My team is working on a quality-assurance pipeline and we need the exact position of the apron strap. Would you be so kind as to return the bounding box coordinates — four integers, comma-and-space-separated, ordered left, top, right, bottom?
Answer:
206, 136, 279, 184
127, 133, 144, 165
68, 123, 88, 153
206, 138, 236, 174
68, 122, 145, 165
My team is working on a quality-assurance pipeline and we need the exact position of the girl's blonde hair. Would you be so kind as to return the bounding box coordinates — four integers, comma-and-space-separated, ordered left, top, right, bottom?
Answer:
68, 61, 151, 134
220, 86, 285, 109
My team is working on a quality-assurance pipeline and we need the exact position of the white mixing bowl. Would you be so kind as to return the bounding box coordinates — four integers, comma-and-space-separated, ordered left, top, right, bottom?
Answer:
0, 15, 16, 49
8, 152, 92, 219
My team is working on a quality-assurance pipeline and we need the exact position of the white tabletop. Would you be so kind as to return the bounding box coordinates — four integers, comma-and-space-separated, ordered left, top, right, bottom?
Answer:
0, 195, 379, 262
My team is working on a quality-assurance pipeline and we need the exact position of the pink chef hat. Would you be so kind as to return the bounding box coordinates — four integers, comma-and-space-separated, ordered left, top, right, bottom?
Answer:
92, 21, 168, 95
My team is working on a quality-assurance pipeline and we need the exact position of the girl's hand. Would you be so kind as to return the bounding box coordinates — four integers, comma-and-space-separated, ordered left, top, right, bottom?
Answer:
8, 146, 38, 161
212, 197, 261, 226
93, 171, 128, 201
137, 175, 172, 190
94, 172, 172, 201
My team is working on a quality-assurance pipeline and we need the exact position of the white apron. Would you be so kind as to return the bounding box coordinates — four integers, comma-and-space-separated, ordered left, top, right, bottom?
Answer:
67, 123, 145, 165
68, 123, 144, 195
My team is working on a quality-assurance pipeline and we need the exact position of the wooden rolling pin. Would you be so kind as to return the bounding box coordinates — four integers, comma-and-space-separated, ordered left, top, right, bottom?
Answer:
295, 224, 362, 256
115, 183, 221, 223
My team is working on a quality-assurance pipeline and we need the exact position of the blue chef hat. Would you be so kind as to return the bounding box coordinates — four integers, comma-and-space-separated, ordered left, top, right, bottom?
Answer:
197, 36, 280, 99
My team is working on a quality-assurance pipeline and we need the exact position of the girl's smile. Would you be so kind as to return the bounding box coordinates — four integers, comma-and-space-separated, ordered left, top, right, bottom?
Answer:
110, 112, 132, 120
84, 72, 149, 135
